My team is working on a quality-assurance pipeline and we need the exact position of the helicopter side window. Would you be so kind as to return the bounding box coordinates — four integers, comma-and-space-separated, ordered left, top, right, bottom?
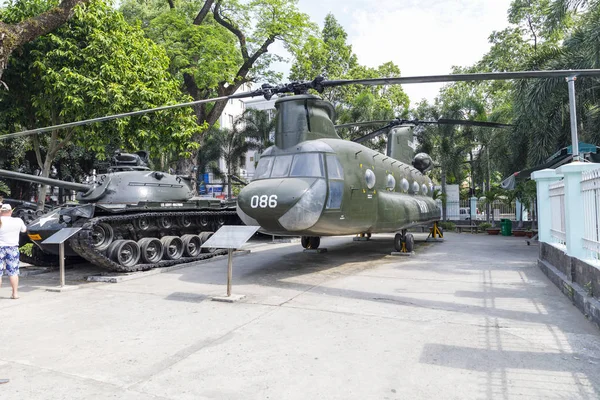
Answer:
326, 155, 344, 209
326, 155, 344, 180
271, 155, 293, 178
254, 157, 274, 180
290, 153, 324, 178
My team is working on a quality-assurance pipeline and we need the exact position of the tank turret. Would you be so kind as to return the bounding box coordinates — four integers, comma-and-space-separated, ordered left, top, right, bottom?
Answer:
0, 152, 242, 272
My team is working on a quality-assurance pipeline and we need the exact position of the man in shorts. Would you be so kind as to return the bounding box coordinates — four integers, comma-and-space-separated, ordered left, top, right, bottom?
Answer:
0, 204, 27, 299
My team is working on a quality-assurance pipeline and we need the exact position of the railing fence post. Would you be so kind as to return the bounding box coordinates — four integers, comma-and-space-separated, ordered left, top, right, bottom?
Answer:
531, 169, 563, 244
556, 162, 599, 258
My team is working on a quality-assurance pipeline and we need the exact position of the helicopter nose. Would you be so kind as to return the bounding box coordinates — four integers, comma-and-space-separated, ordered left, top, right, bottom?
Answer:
238, 178, 327, 231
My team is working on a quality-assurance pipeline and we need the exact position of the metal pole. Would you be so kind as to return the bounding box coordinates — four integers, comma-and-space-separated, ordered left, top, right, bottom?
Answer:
567, 76, 580, 162
59, 242, 65, 287
226, 248, 233, 297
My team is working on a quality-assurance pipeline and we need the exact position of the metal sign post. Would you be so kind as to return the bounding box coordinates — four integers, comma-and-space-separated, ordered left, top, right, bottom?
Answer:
201, 225, 260, 302
42, 227, 82, 291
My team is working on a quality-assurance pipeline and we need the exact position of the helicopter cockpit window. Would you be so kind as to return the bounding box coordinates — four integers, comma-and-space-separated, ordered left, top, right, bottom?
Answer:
271, 155, 294, 178
290, 153, 324, 178
254, 157, 274, 180
326, 155, 344, 180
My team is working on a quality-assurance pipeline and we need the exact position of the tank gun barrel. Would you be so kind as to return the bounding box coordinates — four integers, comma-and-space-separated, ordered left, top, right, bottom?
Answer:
0, 169, 91, 192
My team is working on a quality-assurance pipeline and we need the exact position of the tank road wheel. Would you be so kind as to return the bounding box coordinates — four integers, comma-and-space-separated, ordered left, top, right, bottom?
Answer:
137, 238, 164, 264
301, 236, 310, 249
211, 216, 226, 232
404, 233, 415, 253
197, 216, 210, 229
181, 234, 202, 257
92, 223, 114, 251
178, 216, 193, 229
160, 236, 184, 260
134, 217, 152, 231
199, 232, 217, 253
158, 216, 173, 230
394, 233, 404, 252
307, 236, 320, 249
107, 240, 141, 267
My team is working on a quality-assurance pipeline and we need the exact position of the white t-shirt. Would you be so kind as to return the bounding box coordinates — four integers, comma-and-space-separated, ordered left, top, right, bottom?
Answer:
0, 217, 27, 247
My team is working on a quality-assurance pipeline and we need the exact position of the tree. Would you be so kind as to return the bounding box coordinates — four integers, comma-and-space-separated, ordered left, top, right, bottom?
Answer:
0, 0, 199, 209
289, 13, 409, 147
0, 0, 89, 82
120, 0, 314, 174
202, 126, 258, 199
234, 108, 275, 154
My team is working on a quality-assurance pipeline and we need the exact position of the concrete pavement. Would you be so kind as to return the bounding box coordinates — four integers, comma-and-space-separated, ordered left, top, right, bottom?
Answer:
0, 233, 598, 399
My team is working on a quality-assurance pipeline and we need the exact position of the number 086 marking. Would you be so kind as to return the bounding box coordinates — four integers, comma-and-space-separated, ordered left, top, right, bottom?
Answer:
250, 195, 278, 208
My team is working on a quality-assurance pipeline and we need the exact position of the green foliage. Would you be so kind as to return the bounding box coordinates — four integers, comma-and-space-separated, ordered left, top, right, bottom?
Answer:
0, 180, 10, 196
0, 0, 199, 161
19, 243, 33, 257
439, 221, 456, 231
479, 222, 492, 230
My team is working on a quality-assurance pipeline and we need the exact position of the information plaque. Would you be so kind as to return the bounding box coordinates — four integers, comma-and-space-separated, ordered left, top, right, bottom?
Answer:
201, 225, 260, 249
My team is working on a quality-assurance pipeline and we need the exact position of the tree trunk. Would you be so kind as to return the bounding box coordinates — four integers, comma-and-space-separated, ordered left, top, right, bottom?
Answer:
0, 0, 89, 82
36, 156, 53, 210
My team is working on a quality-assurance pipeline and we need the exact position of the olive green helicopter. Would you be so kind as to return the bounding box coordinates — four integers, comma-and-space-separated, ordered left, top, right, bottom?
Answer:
2, 70, 600, 254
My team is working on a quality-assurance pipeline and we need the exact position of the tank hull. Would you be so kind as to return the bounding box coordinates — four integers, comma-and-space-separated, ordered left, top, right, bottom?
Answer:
26, 200, 243, 272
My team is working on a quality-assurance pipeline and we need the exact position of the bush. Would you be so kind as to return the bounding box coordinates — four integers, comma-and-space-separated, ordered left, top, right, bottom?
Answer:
439, 221, 456, 231
19, 243, 33, 257
479, 222, 492, 230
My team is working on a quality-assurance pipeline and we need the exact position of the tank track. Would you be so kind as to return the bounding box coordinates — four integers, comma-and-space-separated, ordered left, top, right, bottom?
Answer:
69, 210, 237, 272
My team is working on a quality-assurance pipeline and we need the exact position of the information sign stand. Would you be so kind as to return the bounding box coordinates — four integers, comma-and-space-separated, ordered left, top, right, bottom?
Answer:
42, 227, 82, 291
201, 225, 259, 302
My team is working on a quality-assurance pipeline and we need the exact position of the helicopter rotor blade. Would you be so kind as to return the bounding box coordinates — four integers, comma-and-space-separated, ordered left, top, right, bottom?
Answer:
341, 118, 512, 132
435, 119, 513, 128
352, 124, 396, 143
1, 69, 595, 140
335, 120, 392, 129
321, 69, 600, 89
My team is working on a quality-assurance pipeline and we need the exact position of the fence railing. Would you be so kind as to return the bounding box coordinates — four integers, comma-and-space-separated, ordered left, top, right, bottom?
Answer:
581, 169, 600, 262
548, 180, 566, 247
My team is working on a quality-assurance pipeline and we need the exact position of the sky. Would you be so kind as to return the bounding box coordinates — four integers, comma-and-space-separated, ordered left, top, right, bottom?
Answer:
282, 0, 514, 106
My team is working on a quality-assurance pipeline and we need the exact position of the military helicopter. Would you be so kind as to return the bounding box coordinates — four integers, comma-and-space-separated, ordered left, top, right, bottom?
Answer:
2, 70, 599, 255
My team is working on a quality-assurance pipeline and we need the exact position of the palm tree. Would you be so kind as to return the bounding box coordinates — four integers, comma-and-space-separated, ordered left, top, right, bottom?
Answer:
235, 108, 276, 155
202, 126, 259, 199
482, 188, 502, 227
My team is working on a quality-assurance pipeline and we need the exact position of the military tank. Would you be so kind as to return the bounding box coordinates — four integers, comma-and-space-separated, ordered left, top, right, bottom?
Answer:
0, 151, 240, 272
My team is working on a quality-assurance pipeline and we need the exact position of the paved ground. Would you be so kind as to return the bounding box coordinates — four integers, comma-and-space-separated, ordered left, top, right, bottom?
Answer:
0, 232, 598, 400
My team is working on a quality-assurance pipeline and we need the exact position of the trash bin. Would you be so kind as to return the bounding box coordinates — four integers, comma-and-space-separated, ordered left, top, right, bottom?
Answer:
501, 219, 512, 236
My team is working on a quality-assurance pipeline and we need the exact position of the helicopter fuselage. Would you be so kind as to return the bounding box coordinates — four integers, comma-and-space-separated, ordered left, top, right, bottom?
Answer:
237, 138, 440, 236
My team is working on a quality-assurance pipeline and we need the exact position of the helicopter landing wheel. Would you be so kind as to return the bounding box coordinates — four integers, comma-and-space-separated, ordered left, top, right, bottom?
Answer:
92, 223, 114, 251
301, 236, 321, 249
404, 233, 415, 253
307, 236, 320, 249
301, 236, 310, 249
394, 233, 404, 252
